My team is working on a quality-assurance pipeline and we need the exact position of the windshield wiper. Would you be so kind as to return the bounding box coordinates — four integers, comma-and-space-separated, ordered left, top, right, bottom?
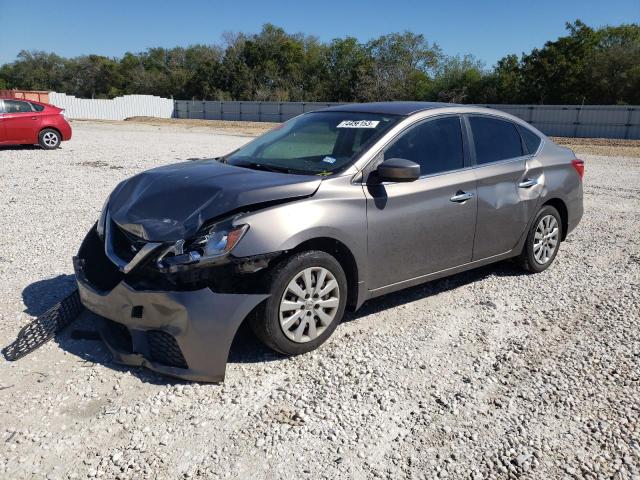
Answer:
233, 161, 292, 174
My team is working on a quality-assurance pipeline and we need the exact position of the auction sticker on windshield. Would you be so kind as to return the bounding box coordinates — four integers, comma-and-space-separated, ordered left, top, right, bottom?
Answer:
337, 120, 380, 128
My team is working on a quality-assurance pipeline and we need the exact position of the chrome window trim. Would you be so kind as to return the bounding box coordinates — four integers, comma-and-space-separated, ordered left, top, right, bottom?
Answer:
471, 154, 532, 170
346, 105, 547, 181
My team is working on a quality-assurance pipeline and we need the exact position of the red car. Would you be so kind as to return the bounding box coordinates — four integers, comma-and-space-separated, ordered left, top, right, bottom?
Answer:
0, 98, 72, 149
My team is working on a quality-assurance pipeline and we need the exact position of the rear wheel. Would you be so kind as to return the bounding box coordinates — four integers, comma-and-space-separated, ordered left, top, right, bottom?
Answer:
519, 205, 562, 273
249, 250, 347, 356
39, 128, 61, 149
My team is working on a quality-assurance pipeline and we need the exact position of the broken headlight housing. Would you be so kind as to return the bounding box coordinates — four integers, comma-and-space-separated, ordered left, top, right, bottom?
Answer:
156, 218, 249, 272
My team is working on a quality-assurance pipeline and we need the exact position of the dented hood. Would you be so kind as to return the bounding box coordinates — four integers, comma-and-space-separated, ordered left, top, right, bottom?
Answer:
108, 159, 321, 241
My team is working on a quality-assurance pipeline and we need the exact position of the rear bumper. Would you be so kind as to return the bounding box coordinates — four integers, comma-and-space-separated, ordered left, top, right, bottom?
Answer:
566, 188, 584, 235
73, 229, 267, 382
59, 119, 72, 141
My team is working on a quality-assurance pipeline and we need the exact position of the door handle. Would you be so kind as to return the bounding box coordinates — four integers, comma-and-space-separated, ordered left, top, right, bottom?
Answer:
450, 191, 475, 203
31, 117, 38, 120
518, 178, 538, 188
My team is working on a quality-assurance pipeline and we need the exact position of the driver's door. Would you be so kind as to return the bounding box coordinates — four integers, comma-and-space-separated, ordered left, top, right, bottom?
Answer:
364, 115, 478, 290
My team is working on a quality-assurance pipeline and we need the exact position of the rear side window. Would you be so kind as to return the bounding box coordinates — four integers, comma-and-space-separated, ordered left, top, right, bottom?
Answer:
4, 100, 33, 113
385, 116, 464, 176
31, 103, 45, 112
469, 116, 523, 165
517, 125, 542, 154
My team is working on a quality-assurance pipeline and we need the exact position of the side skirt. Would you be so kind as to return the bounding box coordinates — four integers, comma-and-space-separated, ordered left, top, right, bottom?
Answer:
364, 250, 519, 302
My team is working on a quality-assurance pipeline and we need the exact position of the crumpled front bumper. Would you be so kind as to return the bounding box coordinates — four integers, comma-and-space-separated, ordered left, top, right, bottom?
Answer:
73, 229, 268, 382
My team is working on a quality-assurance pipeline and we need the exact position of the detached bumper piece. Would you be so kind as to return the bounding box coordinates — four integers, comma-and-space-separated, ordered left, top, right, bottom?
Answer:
74, 227, 267, 382
2, 289, 84, 361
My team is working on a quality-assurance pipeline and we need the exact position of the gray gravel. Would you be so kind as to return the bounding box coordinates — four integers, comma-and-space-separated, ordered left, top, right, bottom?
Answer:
0, 121, 638, 479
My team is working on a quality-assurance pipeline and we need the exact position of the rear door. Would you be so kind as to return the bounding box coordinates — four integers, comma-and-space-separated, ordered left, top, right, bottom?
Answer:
2, 100, 40, 144
364, 115, 477, 289
466, 115, 541, 260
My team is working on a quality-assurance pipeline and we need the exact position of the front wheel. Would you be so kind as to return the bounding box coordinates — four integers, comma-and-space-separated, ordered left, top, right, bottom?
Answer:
519, 205, 563, 273
39, 128, 61, 149
249, 250, 347, 356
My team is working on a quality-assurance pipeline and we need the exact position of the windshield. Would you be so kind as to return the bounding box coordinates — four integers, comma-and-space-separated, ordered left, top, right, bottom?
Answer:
225, 111, 401, 175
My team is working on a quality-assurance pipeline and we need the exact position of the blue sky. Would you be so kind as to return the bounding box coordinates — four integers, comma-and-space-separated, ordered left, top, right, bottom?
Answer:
0, 0, 638, 66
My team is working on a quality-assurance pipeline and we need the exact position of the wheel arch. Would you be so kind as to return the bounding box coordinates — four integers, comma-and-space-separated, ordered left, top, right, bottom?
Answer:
39, 126, 62, 141
542, 198, 568, 240
287, 237, 360, 311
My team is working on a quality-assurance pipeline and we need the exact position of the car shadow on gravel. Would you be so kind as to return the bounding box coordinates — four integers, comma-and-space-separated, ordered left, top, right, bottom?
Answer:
344, 259, 526, 320
22, 274, 78, 316
0, 145, 41, 151
14, 260, 525, 385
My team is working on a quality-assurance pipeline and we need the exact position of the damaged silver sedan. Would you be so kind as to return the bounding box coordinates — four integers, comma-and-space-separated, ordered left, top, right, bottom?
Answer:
74, 102, 584, 382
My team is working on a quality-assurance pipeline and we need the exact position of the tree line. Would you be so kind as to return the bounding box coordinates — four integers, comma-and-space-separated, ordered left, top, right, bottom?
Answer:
1, 21, 638, 105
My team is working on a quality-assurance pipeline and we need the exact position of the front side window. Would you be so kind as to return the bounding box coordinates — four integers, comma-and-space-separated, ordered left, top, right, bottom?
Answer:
469, 116, 523, 165
384, 116, 464, 176
4, 100, 33, 113
226, 111, 401, 175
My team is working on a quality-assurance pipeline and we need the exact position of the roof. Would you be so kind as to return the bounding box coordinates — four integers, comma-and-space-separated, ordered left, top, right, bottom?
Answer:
320, 101, 462, 116
0, 97, 52, 107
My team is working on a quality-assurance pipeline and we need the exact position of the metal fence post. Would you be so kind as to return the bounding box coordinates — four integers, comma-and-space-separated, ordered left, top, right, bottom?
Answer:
573, 106, 582, 137
625, 108, 633, 140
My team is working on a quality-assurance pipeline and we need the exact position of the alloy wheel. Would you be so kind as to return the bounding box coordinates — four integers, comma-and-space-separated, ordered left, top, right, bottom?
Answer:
42, 132, 59, 147
279, 267, 340, 343
533, 214, 559, 265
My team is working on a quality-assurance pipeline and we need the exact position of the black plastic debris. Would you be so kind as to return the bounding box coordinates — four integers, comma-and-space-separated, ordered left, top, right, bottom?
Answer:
2, 289, 84, 361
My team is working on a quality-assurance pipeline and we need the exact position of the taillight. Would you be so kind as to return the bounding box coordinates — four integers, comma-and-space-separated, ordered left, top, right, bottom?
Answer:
571, 159, 584, 180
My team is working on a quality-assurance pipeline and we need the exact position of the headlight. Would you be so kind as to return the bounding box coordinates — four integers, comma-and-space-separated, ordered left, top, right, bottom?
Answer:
157, 218, 249, 271
96, 196, 109, 239
192, 223, 249, 258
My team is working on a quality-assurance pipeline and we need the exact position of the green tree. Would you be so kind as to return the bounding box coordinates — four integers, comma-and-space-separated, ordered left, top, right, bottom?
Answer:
322, 37, 371, 102
359, 32, 442, 101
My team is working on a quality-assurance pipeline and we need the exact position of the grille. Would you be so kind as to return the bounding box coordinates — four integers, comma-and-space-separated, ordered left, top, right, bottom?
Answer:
110, 222, 147, 263
147, 331, 188, 369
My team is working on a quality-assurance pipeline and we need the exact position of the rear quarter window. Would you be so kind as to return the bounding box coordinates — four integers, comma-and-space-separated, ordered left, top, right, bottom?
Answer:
517, 125, 542, 154
31, 103, 45, 112
469, 116, 523, 165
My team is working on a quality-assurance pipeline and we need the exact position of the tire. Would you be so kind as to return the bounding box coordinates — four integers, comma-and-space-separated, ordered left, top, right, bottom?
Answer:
518, 205, 563, 273
38, 128, 61, 149
249, 250, 348, 356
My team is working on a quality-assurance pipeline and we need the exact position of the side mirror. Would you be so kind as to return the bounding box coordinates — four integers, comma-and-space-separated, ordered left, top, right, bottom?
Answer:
376, 158, 420, 183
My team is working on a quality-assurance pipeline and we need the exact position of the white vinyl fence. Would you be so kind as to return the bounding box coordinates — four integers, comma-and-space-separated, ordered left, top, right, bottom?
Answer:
46, 92, 640, 139
48, 93, 173, 121
174, 100, 640, 139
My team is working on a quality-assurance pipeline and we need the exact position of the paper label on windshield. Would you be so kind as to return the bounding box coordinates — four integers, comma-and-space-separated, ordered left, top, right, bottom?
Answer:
337, 120, 380, 129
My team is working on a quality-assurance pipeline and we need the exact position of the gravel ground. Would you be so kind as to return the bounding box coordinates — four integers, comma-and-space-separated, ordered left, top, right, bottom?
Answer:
0, 121, 638, 479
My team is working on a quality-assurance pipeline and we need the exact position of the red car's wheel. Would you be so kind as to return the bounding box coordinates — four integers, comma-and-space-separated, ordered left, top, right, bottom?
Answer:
39, 128, 61, 149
